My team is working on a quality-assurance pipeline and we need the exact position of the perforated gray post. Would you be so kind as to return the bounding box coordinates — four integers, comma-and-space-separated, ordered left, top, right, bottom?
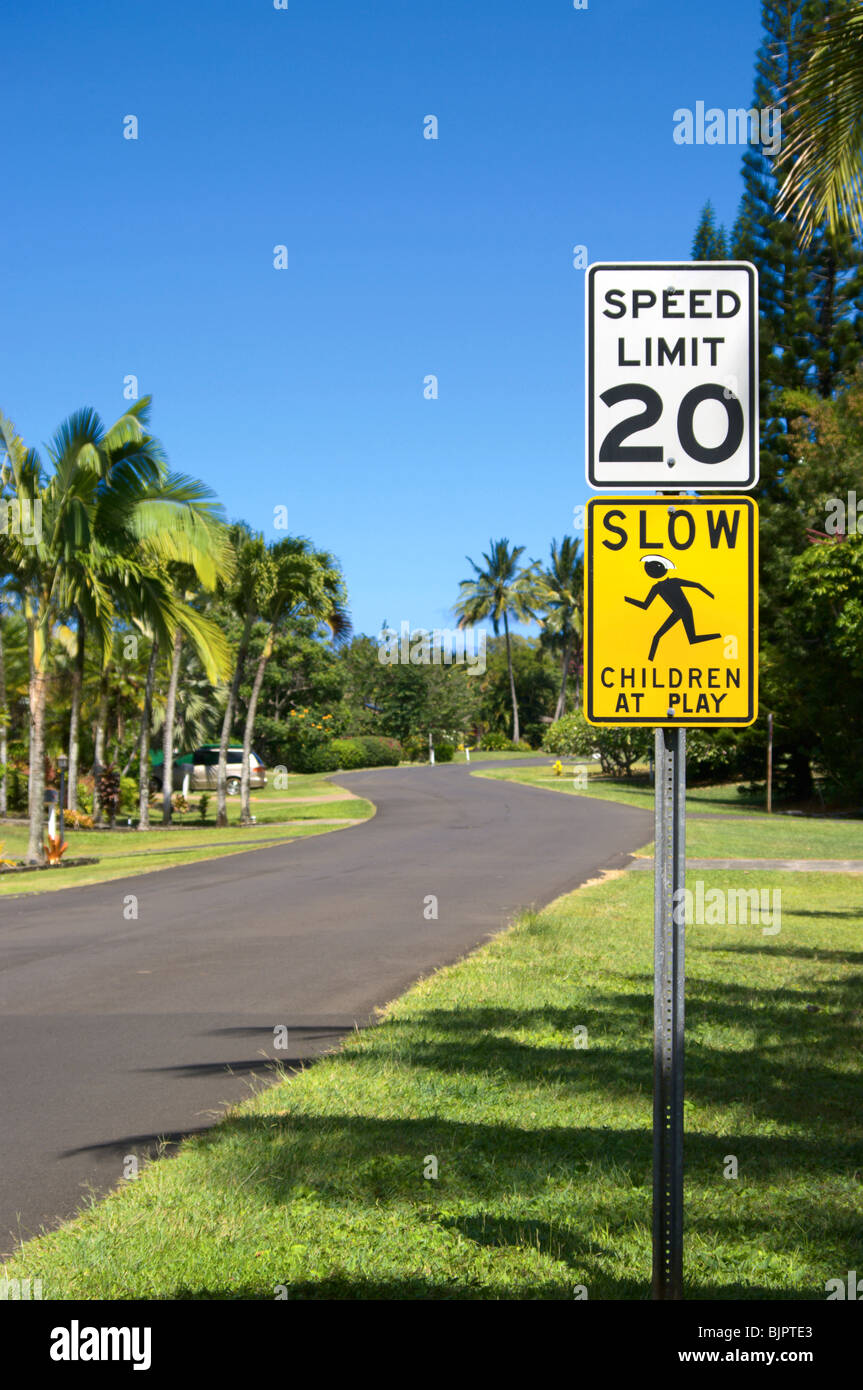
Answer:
652, 725, 686, 1300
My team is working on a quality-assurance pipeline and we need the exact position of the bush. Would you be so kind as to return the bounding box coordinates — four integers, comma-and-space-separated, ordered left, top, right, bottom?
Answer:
541, 714, 586, 757
402, 735, 429, 763
684, 730, 741, 784
298, 746, 341, 774
279, 713, 336, 774
329, 737, 366, 770
355, 736, 401, 767
434, 740, 455, 762
543, 712, 651, 777
479, 731, 517, 751
119, 776, 138, 815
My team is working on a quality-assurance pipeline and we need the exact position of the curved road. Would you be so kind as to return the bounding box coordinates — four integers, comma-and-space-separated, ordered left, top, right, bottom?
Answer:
0, 760, 651, 1254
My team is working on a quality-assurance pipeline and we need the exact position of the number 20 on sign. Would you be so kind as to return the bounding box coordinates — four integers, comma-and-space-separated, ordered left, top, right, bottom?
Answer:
584, 496, 758, 728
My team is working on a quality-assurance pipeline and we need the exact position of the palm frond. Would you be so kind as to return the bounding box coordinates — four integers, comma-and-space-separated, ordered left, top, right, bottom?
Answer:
777, 7, 863, 244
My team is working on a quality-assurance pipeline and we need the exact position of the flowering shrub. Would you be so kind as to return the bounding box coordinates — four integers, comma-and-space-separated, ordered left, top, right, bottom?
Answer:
479, 732, 517, 751
543, 712, 651, 778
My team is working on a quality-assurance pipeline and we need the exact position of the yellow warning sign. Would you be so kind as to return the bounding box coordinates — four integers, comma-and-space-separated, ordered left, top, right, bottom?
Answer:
584, 496, 758, 727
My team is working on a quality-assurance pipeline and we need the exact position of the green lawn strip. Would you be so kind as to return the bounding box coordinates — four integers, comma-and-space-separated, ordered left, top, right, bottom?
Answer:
473, 765, 767, 817
161, 797, 371, 826
0, 814, 372, 862
249, 774, 359, 801
459, 750, 541, 763
0, 823, 352, 897
5, 870, 860, 1299
164, 799, 372, 826
475, 768, 863, 858
671, 816, 863, 862
0, 799, 372, 853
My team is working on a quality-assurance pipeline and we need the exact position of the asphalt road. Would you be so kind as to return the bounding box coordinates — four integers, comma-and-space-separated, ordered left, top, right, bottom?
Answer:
0, 759, 651, 1254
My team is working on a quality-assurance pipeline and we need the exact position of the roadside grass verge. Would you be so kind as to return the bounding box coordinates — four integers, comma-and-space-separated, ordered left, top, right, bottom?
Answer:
474, 765, 766, 817
475, 767, 863, 858
0, 821, 360, 897
670, 816, 863, 862
5, 868, 860, 1299
458, 750, 542, 763
230, 798, 371, 823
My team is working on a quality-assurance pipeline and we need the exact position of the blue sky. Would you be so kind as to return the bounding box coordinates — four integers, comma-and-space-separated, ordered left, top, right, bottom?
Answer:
2, 0, 762, 637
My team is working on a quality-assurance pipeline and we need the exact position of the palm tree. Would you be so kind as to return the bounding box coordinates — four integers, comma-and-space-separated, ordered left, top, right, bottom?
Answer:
237, 537, 350, 825
214, 526, 270, 828
535, 536, 584, 721
157, 559, 232, 825
63, 454, 231, 828
0, 399, 231, 861
135, 585, 229, 830
455, 539, 539, 744
777, 6, 863, 245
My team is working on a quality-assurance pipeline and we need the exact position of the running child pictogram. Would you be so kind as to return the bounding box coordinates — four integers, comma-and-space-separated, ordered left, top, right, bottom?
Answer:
624, 556, 722, 662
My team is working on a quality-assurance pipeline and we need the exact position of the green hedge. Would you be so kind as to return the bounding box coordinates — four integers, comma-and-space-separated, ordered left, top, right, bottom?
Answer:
329, 738, 366, 770
479, 732, 517, 751
356, 736, 401, 767
283, 733, 402, 774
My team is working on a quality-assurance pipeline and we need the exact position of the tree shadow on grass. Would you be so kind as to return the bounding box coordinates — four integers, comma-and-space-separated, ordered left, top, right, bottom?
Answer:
154, 1101, 858, 1299
346, 965, 863, 1137
70, 960, 862, 1301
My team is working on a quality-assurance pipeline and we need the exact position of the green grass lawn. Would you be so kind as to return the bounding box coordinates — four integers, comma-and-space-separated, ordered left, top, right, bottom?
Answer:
0, 821, 357, 897
678, 816, 863, 861
474, 765, 863, 860
246, 773, 357, 801
474, 764, 767, 816
459, 749, 542, 763
0, 781, 374, 896
230, 798, 371, 823
6, 867, 860, 1299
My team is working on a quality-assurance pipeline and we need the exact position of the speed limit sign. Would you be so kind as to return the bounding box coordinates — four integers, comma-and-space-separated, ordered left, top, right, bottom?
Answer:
586, 262, 758, 490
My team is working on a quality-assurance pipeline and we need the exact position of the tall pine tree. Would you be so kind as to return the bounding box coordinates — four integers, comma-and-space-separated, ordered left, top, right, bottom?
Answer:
692, 201, 728, 259
695, 0, 863, 796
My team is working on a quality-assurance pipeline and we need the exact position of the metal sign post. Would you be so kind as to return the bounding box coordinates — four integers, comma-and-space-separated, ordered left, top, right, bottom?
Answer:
652, 725, 686, 1300
583, 258, 759, 1301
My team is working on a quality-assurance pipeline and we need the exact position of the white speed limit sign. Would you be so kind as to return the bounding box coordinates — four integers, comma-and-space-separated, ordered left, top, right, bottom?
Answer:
586, 262, 758, 490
